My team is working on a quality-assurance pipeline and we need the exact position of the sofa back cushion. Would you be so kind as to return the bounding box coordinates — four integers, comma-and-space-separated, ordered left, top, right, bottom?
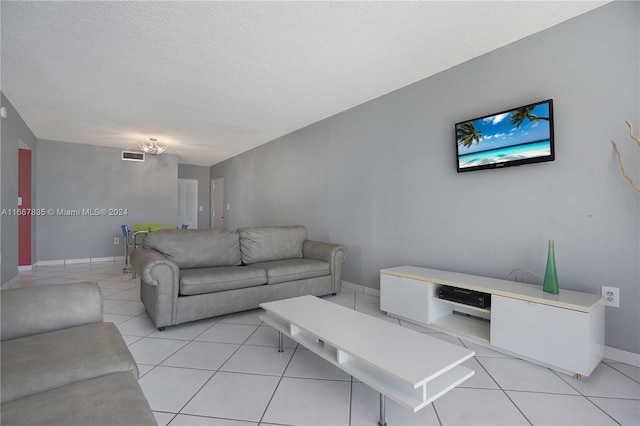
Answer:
239, 225, 307, 264
142, 228, 241, 269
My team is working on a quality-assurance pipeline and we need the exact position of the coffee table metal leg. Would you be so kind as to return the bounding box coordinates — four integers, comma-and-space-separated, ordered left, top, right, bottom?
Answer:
378, 393, 387, 426
278, 331, 284, 352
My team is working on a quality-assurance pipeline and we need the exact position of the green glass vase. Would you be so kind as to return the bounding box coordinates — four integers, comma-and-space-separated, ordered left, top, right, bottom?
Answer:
543, 240, 559, 294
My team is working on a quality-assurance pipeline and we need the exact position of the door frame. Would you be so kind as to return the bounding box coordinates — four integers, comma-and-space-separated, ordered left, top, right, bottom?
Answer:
211, 176, 224, 228
178, 178, 199, 229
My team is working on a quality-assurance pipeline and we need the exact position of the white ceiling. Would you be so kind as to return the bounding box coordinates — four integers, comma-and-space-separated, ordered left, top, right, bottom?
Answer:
1, 1, 609, 166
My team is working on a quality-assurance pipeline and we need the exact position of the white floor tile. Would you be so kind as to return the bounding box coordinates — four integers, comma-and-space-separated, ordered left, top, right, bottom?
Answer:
322, 292, 355, 308
589, 397, 640, 426
350, 382, 439, 426
461, 340, 516, 358
139, 366, 214, 413
243, 324, 298, 348
507, 391, 618, 425
153, 411, 176, 426
429, 332, 466, 347
116, 315, 158, 336
181, 371, 279, 421
99, 287, 131, 297
137, 363, 155, 377
458, 357, 500, 389
105, 289, 141, 301
102, 298, 128, 311
355, 293, 380, 304
398, 319, 434, 332
478, 357, 580, 394
284, 348, 351, 381
218, 309, 264, 325
161, 341, 240, 371
220, 345, 294, 376
261, 377, 351, 425
128, 337, 189, 364
103, 313, 135, 325
433, 387, 529, 425
105, 300, 146, 315
354, 303, 385, 316
195, 323, 259, 344
608, 362, 640, 382
558, 362, 640, 399
373, 314, 402, 325
148, 319, 218, 341
169, 414, 257, 425
121, 334, 143, 345
99, 281, 137, 291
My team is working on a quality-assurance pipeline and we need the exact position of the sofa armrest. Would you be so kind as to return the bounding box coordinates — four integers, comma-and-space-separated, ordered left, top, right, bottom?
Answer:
1, 282, 103, 341
130, 247, 180, 287
303, 240, 347, 263
130, 247, 180, 328
303, 240, 347, 293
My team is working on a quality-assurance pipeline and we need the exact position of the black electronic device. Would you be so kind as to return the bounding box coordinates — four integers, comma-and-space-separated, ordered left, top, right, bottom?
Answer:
438, 286, 491, 309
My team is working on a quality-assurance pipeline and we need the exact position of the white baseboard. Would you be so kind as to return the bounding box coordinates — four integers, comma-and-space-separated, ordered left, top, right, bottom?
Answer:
604, 346, 640, 367
18, 264, 34, 271
34, 259, 65, 266
342, 281, 380, 297
65, 258, 92, 264
34, 257, 119, 267
91, 257, 117, 263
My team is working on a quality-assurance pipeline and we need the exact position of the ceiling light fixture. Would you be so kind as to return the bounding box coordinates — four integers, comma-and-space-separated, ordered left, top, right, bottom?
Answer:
139, 138, 166, 155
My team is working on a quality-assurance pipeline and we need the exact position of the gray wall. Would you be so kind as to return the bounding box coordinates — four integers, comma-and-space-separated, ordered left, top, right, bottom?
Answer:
36, 140, 178, 261
178, 164, 211, 229
1, 93, 37, 285
211, 2, 640, 353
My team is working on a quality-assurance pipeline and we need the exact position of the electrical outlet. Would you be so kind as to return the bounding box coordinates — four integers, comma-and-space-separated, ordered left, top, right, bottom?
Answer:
114, 237, 119, 245
602, 286, 619, 307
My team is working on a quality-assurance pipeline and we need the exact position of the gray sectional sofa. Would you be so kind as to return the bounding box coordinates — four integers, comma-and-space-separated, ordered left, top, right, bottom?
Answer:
130, 225, 347, 329
0, 282, 156, 426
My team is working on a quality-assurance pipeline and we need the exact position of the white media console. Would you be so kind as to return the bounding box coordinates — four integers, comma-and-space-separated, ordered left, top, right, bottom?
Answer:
380, 266, 605, 378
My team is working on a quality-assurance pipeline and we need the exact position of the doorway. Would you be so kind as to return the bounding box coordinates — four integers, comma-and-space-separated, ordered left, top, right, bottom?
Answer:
211, 177, 224, 229
18, 148, 32, 267
178, 178, 198, 229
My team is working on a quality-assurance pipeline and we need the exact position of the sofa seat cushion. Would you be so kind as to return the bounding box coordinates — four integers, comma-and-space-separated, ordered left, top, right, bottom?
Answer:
179, 266, 267, 296
1, 322, 138, 403
248, 258, 330, 285
143, 228, 242, 269
1, 372, 156, 426
239, 225, 307, 264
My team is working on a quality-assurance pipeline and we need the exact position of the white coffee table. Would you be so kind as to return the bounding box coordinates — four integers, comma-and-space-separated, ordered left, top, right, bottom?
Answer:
260, 295, 475, 425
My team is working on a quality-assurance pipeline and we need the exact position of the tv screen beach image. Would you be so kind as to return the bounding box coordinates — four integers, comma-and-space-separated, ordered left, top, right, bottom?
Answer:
456, 101, 552, 169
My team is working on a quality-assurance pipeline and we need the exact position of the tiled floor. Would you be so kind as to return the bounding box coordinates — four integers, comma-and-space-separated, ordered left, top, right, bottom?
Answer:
16, 261, 640, 425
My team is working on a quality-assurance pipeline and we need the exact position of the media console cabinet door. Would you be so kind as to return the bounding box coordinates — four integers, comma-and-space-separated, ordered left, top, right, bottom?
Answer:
380, 274, 428, 324
490, 295, 591, 375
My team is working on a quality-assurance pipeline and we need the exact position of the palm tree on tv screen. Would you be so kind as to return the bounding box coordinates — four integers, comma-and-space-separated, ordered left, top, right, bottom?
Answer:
457, 121, 483, 148
509, 106, 550, 129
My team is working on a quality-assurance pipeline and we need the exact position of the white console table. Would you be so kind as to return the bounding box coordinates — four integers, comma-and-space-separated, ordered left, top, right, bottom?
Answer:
380, 266, 605, 377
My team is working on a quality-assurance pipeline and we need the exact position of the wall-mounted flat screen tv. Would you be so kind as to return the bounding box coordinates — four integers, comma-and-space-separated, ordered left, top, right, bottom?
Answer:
455, 99, 554, 173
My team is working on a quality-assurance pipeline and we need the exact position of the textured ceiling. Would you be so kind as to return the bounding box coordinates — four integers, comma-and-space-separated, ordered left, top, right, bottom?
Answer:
1, 1, 609, 166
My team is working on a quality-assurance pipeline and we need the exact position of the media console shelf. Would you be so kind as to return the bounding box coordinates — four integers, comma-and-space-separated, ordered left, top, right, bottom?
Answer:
380, 266, 605, 378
